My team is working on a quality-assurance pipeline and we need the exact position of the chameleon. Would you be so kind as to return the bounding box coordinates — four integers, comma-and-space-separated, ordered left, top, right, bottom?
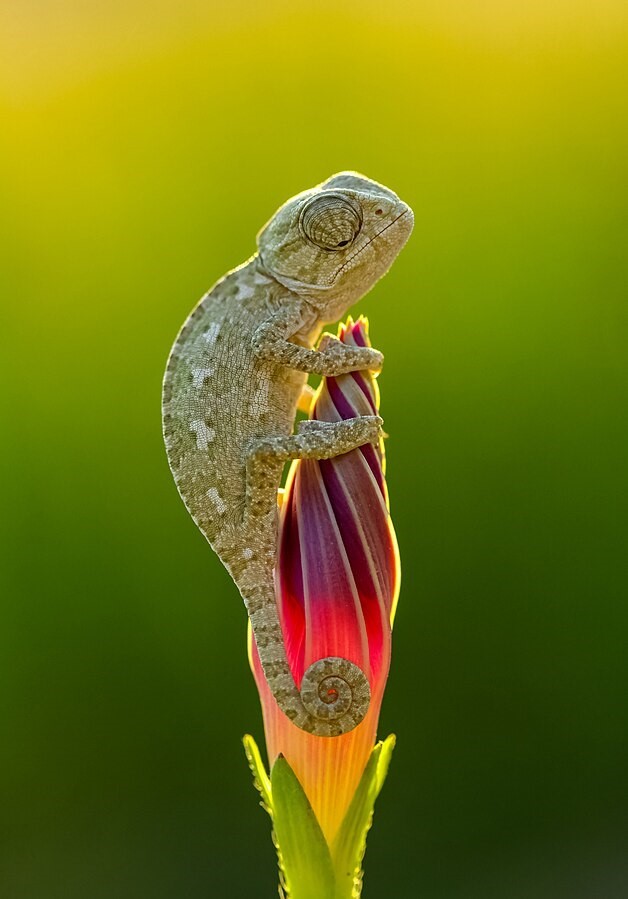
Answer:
162, 172, 413, 736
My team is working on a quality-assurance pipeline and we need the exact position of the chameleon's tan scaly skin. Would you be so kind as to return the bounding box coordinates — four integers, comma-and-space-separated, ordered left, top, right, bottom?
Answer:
162, 172, 413, 736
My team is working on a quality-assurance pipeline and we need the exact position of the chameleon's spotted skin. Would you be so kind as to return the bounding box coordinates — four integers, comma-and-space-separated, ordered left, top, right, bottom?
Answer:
162, 172, 413, 735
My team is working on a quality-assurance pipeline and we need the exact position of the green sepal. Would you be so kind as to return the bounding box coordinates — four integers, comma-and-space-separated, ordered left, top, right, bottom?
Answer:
242, 734, 396, 899
242, 733, 272, 813
271, 754, 336, 899
331, 734, 396, 899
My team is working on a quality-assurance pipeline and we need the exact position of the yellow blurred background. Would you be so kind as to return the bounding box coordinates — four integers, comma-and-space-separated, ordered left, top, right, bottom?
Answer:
1, 2, 627, 897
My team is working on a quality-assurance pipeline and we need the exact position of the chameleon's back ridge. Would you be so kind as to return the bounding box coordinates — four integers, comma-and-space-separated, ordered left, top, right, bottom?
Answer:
162, 172, 413, 736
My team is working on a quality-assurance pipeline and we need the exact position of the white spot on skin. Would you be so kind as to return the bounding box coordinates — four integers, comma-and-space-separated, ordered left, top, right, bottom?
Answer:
237, 284, 254, 300
203, 322, 221, 346
189, 419, 215, 451
207, 487, 226, 515
242, 548, 253, 560
192, 367, 214, 388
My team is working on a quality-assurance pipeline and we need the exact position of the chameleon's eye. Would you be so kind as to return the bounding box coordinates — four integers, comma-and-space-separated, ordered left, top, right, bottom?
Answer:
299, 193, 362, 251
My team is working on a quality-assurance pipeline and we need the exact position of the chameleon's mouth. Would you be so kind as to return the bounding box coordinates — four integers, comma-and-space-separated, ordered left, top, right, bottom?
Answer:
332, 207, 412, 282
257, 205, 413, 295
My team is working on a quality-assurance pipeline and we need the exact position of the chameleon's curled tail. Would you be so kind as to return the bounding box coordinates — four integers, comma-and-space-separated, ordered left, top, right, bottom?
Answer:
246, 578, 371, 736
265, 652, 371, 737
299, 656, 371, 734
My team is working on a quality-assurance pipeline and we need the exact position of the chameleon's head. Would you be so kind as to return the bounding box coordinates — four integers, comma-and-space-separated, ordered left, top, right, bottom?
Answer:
257, 172, 414, 321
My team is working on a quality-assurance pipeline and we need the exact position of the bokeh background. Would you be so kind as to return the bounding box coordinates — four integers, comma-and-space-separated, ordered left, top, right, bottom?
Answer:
2, 2, 627, 896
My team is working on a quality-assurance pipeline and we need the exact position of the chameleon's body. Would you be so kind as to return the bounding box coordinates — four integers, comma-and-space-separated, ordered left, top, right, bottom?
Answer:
162, 173, 413, 736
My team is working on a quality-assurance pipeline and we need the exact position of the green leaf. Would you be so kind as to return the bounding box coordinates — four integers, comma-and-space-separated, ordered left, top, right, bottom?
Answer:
243, 735, 395, 899
242, 734, 272, 813
271, 755, 336, 899
331, 734, 396, 899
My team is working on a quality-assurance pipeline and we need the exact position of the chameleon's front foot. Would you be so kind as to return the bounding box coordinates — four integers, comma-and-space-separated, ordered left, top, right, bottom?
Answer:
317, 333, 384, 374
244, 415, 383, 528
251, 309, 383, 376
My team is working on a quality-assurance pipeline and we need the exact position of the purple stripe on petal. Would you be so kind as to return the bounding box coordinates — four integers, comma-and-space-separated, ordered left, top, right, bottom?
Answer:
319, 459, 381, 598
319, 454, 396, 614
278, 481, 304, 608
350, 370, 378, 413
359, 442, 386, 495
325, 377, 358, 422
351, 320, 368, 347
295, 460, 370, 676
319, 372, 376, 424
276, 483, 307, 680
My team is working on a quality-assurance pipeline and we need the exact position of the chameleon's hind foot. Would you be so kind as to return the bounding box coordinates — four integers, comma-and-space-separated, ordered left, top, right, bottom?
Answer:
244, 415, 383, 526
296, 415, 382, 449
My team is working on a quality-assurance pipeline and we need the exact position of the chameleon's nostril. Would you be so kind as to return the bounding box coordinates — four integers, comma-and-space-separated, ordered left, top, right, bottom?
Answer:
375, 208, 383, 215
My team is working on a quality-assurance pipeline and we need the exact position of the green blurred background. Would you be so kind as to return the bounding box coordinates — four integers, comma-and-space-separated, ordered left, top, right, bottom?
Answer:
1, 2, 627, 896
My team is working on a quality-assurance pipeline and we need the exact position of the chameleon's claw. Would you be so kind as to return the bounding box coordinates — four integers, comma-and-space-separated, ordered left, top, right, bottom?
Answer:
316, 332, 337, 353
318, 335, 384, 374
